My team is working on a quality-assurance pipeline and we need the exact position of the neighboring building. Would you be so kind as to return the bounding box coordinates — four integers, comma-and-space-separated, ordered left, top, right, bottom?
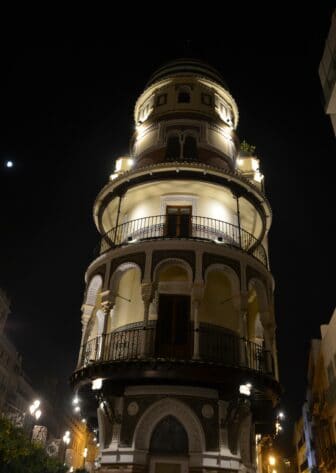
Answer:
299, 309, 336, 473
319, 9, 336, 136
0, 289, 35, 420
294, 417, 309, 473
71, 58, 281, 472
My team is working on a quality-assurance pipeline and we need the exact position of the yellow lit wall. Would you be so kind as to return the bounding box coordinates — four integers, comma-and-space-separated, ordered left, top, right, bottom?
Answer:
199, 271, 238, 331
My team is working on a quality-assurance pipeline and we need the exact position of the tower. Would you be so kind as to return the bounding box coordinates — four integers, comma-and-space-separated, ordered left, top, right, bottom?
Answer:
71, 59, 281, 473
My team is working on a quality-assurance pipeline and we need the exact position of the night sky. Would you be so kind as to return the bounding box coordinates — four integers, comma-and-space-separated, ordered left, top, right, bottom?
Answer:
1, 10, 335, 448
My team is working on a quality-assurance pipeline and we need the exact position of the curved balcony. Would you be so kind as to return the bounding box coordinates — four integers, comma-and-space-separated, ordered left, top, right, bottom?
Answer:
97, 215, 268, 267
77, 326, 275, 378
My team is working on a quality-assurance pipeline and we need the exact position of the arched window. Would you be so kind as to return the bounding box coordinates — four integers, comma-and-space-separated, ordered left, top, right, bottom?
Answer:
165, 135, 181, 161
183, 135, 198, 161
150, 416, 188, 454
178, 91, 190, 103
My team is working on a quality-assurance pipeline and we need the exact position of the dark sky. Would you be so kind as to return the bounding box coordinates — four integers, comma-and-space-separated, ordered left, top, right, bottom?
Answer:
1, 10, 335, 447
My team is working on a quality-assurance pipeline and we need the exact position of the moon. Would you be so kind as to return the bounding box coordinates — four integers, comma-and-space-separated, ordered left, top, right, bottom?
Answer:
5, 160, 14, 168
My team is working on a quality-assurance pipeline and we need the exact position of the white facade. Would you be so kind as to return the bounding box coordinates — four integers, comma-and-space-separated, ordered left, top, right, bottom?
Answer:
72, 59, 280, 473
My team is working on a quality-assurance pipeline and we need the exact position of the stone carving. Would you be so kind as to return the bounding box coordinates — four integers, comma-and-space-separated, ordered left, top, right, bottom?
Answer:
127, 401, 139, 416
202, 404, 214, 419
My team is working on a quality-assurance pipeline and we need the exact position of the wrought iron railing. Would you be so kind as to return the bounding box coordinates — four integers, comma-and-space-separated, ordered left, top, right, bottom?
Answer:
79, 326, 274, 376
98, 215, 268, 267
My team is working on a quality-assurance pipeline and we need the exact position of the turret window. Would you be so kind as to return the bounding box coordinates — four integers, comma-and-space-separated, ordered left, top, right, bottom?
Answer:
165, 133, 198, 162
166, 135, 181, 161
183, 135, 198, 161
156, 93, 167, 106
178, 91, 190, 103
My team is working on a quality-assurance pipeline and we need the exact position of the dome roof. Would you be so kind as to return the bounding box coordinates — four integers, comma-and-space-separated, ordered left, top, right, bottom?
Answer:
146, 58, 228, 89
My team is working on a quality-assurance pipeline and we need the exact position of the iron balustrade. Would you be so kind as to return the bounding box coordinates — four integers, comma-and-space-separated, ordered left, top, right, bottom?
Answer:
80, 326, 274, 376
98, 215, 268, 267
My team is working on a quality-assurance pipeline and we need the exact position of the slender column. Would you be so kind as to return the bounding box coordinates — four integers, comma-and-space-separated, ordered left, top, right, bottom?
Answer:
141, 283, 153, 357
113, 194, 123, 245
192, 283, 204, 360
235, 193, 242, 248
100, 300, 114, 361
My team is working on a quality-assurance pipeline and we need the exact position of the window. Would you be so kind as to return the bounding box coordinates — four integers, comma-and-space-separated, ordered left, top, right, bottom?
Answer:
165, 136, 181, 161
178, 91, 190, 103
183, 136, 198, 161
201, 93, 212, 105
157, 94, 167, 106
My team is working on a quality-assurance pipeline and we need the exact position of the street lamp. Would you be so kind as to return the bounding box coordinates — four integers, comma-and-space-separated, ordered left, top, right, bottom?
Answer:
29, 400, 42, 420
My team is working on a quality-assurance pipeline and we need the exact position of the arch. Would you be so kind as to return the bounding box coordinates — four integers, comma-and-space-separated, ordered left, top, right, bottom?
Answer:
85, 274, 103, 306
108, 262, 143, 331
133, 398, 205, 453
204, 264, 240, 303
247, 278, 269, 313
200, 264, 241, 332
149, 415, 188, 454
109, 262, 142, 295
246, 278, 269, 344
153, 258, 193, 286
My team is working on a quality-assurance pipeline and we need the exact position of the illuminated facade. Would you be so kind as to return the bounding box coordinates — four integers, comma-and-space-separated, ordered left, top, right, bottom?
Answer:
71, 59, 281, 472
319, 9, 336, 136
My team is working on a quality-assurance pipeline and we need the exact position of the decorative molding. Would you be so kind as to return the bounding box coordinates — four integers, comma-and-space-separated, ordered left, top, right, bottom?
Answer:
125, 385, 218, 398
134, 398, 205, 453
152, 251, 195, 281
203, 252, 241, 279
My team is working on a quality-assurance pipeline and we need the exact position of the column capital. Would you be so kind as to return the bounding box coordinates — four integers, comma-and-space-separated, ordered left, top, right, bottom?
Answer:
141, 283, 153, 303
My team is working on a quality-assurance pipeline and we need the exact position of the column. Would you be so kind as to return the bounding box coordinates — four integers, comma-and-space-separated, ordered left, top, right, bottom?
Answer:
191, 283, 204, 360
141, 283, 153, 357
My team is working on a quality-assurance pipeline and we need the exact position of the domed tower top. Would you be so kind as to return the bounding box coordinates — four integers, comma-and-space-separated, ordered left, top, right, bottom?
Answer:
146, 58, 229, 89
132, 58, 239, 171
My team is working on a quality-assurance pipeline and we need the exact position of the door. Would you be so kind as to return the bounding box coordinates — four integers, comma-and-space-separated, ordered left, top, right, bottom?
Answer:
166, 206, 192, 238
156, 294, 190, 358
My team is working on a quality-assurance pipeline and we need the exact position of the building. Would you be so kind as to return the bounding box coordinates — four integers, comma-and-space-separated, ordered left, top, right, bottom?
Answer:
319, 9, 336, 136
0, 289, 35, 420
297, 309, 336, 473
71, 58, 281, 472
293, 417, 309, 473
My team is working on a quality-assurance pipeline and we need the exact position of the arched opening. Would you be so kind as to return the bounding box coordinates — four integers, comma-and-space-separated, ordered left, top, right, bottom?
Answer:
155, 263, 191, 359
178, 91, 190, 103
109, 265, 143, 331
247, 287, 263, 345
183, 135, 198, 161
199, 269, 239, 363
165, 135, 181, 161
199, 270, 238, 331
150, 416, 188, 454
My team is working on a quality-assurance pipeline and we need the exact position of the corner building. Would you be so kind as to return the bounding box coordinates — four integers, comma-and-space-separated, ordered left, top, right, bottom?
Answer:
71, 59, 281, 473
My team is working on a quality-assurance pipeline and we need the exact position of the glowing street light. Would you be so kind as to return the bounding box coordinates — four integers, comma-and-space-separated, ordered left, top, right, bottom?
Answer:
29, 400, 42, 420
269, 455, 276, 466
62, 430, 71, 445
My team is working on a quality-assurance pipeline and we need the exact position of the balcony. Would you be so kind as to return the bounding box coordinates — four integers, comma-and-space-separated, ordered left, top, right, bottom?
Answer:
97, 215, 268, 267
77, 325, 275, 378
